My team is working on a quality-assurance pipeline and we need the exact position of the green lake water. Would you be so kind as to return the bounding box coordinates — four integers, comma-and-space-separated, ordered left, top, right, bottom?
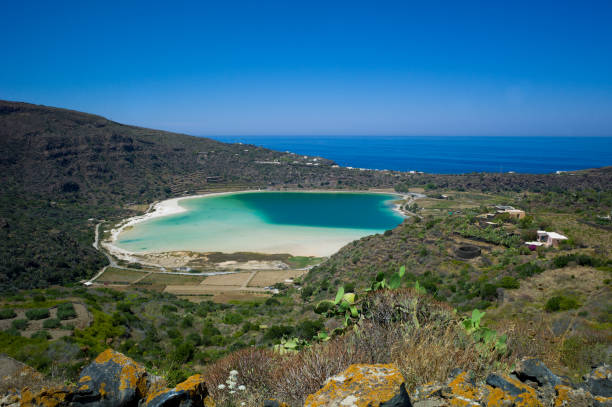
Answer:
116, 191, 404, 256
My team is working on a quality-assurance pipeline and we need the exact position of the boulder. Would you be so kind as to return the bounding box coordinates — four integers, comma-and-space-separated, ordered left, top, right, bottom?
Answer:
70, 349, 149, 407
303, 364, 411, 407
142, 374, 213, 407
584, 364, 612, 398
513, 357, 562, 387
485, 373, 543, 406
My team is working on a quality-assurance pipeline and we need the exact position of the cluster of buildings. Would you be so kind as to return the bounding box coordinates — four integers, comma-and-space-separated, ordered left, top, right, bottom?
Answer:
478, 205, 569, 248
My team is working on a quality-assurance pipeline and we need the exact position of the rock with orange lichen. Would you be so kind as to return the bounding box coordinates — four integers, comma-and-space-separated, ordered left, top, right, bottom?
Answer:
485, 373, 543, 407
584, 364, 612, 398
18, 386, 75, 407
70, 349, 149, 407
303, 363, 412, 407
142, 374, 213, 407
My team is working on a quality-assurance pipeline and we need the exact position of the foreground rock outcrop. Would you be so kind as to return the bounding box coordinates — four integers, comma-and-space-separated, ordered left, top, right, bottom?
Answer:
304, 364, 411, 407
2, 349, 611, 407
303, 359, 612, 407
5, 349, 213, 407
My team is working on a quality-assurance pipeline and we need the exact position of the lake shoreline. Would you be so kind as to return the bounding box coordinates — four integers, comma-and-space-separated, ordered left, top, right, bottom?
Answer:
101, 189, 412, 267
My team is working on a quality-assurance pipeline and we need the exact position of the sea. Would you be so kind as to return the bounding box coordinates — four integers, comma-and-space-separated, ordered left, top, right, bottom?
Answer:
209, 136, 612, 174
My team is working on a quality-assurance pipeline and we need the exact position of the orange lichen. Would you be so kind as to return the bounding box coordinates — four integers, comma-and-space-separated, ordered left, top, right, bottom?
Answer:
99, 382, 107, 398
79, 375, 91, 383
304, 364, 406, 407
484, 375, 542, 407
175, 374, 206, 393
78, 384, 89, 391
447, 371, 483, 404
553, 385, 571, 407
19, 387, 70, 407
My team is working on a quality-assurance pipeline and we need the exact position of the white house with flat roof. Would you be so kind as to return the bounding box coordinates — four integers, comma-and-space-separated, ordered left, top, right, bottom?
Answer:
535, 230, 569, 248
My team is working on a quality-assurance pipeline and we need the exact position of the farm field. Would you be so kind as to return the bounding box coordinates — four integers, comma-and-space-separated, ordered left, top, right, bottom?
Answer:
92, 268, 308, 302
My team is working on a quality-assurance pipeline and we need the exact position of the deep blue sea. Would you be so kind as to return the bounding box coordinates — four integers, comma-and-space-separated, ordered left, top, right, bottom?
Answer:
209, 136, 612, 174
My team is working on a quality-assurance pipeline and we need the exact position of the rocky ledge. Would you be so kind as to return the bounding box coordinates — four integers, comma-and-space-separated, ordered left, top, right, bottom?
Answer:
1, 349, 610, 407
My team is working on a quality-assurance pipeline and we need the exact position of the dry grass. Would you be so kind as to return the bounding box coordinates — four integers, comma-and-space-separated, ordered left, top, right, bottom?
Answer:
248, 270, 306, 287
199, 272, 252, 286
203, 288, 513, 406
95, 268, 148, 283
138, 273, 206, 285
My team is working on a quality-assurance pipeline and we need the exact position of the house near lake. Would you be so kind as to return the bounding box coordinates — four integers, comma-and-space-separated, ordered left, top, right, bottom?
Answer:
494, 205, 526, 219
525, 230, 569, 248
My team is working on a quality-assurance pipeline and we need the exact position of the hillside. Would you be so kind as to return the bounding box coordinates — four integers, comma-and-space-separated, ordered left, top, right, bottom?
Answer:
1, 100, 611, 291
0, 101, 397, 290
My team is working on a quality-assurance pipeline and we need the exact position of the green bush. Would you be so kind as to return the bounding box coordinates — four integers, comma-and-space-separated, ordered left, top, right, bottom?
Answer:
265, 297, 281, 306
11, 319, 28, 330
0, 309, 16, 319
300, 286, 314, 300
166, 328, 181, 339
514, 262, 543, 278
498, 276, 520, 289
25, 308, 50, 320
57, 303, 77, 320
186, 332, 202, 346
222, 312, 243, 325
43, 318, 61, 329
263, 325, 294, 341
171, 342, 194, 363
31, 330, 51, 340
545, 295, 580, 312
181, 315, 194, 328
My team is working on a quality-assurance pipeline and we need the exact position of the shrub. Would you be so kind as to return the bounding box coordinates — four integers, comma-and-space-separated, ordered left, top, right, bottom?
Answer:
265, 298, 281, 306
31, 331, 51, 340
498, 276, 519, 289
43, 319, 61, 329
514, 262, 543, 278
181, 315, 194, 328
202, 321, 221, 339
162, 304, 178, 314
479, 283, 498, 300
166, 328, 181, 339
186, 332, 202, 346
295, 319, 324, 339
25, 308, 50, 320
57, 303, 77, 320
263, 325, 294, 342
300, 286, 314, 300
171, 342, 195, 363
32, 294, 46, 303
223, 313, 243, 325
545, 295, 580, 312
11, 319, 28, 330
0, 309, 16, 319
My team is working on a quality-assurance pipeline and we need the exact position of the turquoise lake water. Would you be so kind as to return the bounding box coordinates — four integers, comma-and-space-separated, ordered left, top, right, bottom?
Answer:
116, 191, 404, 256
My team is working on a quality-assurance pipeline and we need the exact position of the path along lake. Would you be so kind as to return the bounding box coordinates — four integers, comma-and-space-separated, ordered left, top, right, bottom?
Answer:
115, 191, 404, 257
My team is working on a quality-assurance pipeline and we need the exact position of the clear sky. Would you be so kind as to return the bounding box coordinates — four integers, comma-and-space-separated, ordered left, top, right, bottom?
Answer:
1, 1, 612, 136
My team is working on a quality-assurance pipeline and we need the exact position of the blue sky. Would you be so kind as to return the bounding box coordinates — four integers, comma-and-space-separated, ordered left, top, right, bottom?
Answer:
1, 1, 612, 136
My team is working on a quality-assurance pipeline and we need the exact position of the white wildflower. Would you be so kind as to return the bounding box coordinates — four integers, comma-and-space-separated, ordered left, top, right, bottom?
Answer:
229, 390, 236, 394
229, 370, 238, 376
217, 384, 226, 390
238, 385, 246, 391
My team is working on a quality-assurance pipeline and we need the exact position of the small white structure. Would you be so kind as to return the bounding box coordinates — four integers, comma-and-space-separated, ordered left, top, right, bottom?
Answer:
536, 230, 568, 248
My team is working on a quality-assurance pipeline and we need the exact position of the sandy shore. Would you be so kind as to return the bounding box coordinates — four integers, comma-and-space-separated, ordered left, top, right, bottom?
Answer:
102, 189, 411, 264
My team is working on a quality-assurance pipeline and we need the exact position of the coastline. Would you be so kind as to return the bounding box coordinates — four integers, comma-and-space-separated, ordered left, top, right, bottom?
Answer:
102, 189, 413, 264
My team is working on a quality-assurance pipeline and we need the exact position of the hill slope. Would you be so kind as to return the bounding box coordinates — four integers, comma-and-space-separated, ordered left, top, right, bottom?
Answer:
1, 100, 611, 290
0, 101, 403, 290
